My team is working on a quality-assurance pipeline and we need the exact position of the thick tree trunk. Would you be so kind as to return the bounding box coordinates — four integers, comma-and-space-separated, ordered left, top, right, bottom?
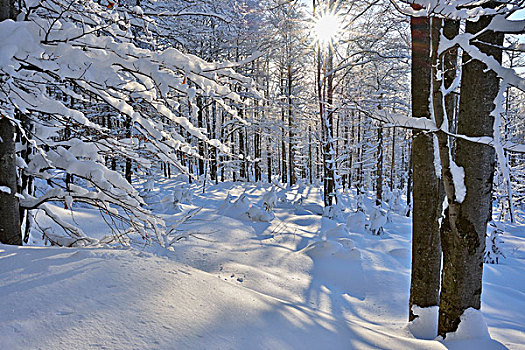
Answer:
438, 11, 503, 337
408, 11, 443, 321
0, 117, 22, 245
0, 0, 15, 20
0, 0, 22, 246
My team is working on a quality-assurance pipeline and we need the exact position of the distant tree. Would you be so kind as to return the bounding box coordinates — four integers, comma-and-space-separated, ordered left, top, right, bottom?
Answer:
0, 0, 257, 245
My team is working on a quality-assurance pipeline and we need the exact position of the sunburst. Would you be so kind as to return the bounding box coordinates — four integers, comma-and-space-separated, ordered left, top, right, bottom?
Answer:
311, 9, 343, 47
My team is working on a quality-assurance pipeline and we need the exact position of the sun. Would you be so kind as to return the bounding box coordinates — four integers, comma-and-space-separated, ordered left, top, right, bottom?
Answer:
312, 12, 343, 47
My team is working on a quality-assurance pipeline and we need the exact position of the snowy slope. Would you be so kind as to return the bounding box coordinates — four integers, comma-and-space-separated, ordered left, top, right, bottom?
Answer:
0, 181, 524, 349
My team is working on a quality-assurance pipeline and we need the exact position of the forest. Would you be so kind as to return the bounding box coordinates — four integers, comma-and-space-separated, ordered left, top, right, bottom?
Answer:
0, 0, 524, 349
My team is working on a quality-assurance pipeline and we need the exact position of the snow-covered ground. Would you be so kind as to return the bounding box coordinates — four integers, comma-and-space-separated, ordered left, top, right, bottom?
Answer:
1, 180, 524, 349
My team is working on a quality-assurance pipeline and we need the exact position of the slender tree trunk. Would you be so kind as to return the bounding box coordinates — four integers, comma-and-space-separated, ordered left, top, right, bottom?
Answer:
376, 126, 383, 206
390, 127, 396, 190
254, 128, 261, 182
197, 96, 205, 177
281, 75, 288, 185
356, 112, 363, 189
239, 127, 246, 181
438, 11, 503, 337
408, 10, 443, 321
124, 115, 132, 183
231, 129, 236, 182
267, 133, 272, 184
322, 44, 337, 206
210, 101, 218, 183
287, 64, 296, 186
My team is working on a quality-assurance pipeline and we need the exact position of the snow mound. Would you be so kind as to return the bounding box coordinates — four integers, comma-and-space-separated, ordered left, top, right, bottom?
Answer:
246, 204, 275, 222
302, 239, 360, 261
301, 203, 324, 215
445, 308, 490, 341
408, 305, 438, 340
219, 194, 274, 222
389, 248, 410, 259
261, 188, 277, 211
346, 211, 367, 234
323, 223, 349, 240
301, 239, 365, 300
368, 206, 387, 235
441, 308, 507, 350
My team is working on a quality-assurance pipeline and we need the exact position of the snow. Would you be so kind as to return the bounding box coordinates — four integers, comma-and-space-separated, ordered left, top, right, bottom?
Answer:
409, 306, 439, 340
450, 159, 466, 203
0, 186, 12, 194
444, 308, 491, 341
0, 181, 524, 349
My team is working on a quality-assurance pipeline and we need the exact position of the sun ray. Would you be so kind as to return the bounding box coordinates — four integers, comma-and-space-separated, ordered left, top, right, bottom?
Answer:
312, 10, 343, 47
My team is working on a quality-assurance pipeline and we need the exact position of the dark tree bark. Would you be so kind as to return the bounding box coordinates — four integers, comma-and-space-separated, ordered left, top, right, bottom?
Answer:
124, 115, 132, 183
322, 43, 336, 207
376, 126, 383, 206
406, 135, 412, 217
0, 0, 22, 246
0, 0, 15, 20
280, 68, 288, 184
209, 101, 217, 183
408, 10, 444, 321
254, 126, 261, 182
390, 127, 396, 191
239, 127, 247, 181
267, 133, 272, 183
438, 10, 503, 337
308, 125, 313, 184
0, 117, 22, 245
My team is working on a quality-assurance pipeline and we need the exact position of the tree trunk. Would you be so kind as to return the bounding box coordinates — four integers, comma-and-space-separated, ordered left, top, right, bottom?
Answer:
124, 115, 132, 183
408, 10, 443, 321
0, 0, 22, 246
287, 64, 296, 186
308, 125, 313, 184
0, 0, 15, 20
197, 96, 205, 177
376, 126, 383, 206
239, 127, 246, 181
280, 71, 288, 183
323, 44, 337, 206
438, 10, 503, 337
390, 127, 395, 191
0, 117, 22, 245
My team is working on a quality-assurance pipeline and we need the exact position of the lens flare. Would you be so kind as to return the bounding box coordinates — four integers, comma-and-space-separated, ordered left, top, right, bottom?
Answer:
312, 12, 343, 46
